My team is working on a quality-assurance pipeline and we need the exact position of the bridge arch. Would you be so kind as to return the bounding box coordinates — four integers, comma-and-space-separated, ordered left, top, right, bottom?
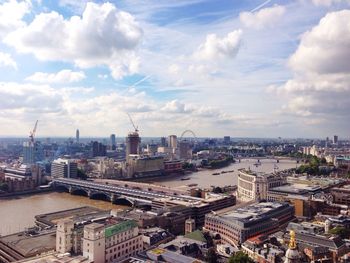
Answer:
90, 192, 111, 201
55, 185, 70, 193
113, 197, 134, 207
71, 188, 89, 197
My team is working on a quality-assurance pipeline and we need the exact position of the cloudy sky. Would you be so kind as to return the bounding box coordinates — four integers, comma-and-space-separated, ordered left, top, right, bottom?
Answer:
0, 0, 349, 138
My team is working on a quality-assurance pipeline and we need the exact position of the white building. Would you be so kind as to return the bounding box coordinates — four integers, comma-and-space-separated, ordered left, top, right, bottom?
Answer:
237, 169, 287, 202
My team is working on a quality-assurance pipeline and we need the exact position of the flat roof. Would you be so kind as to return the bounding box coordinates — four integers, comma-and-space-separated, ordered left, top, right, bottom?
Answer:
219, 202, 289, 223
0, 230, 56, 258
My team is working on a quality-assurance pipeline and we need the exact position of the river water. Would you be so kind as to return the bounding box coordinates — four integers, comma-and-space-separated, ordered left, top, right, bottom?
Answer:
0, 158, 297, 236
146, 158, 298, 188
0, 192, 125, 236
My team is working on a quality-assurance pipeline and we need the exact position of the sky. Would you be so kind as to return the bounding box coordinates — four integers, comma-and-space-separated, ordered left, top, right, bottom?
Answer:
0, 0, 349, 138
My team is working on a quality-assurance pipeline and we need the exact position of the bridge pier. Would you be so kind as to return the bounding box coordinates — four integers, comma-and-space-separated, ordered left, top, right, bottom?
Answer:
110, 194, 116, 203
69, 186, 73, 193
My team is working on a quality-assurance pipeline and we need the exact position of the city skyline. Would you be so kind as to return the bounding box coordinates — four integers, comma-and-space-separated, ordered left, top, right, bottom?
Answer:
0, 0, 349, 138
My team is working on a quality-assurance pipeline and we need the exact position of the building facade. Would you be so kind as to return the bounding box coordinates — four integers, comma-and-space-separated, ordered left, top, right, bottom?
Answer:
51, 158, 77, 178
204, 202, 294, 246
237, 169, 287, 202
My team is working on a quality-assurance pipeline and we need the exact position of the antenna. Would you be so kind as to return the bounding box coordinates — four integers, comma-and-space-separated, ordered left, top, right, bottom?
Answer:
127, 113, 138, 133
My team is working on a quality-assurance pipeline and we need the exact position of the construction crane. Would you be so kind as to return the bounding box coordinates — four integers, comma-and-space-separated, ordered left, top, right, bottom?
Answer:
29, 120, 38, 144
127, 113, 138, 133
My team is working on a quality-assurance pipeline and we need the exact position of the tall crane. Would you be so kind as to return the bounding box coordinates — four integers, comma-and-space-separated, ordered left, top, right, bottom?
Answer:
127, 113, 138, 133
29, 120, 38, 144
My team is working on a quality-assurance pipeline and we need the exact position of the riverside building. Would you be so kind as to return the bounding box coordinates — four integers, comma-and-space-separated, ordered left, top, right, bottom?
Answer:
204, 202, 294, 246
237, 169, 287, 202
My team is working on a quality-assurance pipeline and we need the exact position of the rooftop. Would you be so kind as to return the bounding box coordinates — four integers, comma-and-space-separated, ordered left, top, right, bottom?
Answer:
219, 202, 289, 223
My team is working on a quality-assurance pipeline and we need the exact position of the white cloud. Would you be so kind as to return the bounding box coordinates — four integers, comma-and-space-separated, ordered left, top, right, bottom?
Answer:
194, 30, 242, 60
273, 10, 350, 120
98, 74, 108, 79
0, 0, 31, 38
26, 69, 86, 83
239, 5, 286, 30
0, 52, 17, 69
5, 2, 143, 79
0, 82, 63, 113
311, 0, 350, 6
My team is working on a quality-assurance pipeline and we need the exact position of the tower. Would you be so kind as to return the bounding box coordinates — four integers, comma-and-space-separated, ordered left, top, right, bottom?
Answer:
56, 219, 74, 253
284, 230, 300, 263
110, 134, 116, 150
83, 223, 105, 263
325, 219, 331, 234
169, 135, 177, 149
126, 132, 140, 158
76, 129, 80, 143
185, 218, 196, 234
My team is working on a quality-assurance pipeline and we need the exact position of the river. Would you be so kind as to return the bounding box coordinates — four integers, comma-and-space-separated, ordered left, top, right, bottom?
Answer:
145, 158, 298, 188
0, 192, 126, 236
0, 158, 298, 236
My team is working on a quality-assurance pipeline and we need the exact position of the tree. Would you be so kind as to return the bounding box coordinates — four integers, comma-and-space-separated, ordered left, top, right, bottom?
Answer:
77, 169, 87, 180
329, 227, 350, 239
228, 251, 254, 263
206, 248, 218, 263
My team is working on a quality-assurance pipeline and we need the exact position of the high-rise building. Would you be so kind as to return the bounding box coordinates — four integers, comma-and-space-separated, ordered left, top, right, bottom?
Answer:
179, 140, 191, 160
23, 141, 44, 164
333, 135, 338, 144
92, 141, 107, 157
110, 134, 116, 150
126, 132, 140, 158
76, 129, 79, 143
160, 137, 167, 147
224, 136, 231, 144
51, 158, 78, 178
169, 135, 177, 149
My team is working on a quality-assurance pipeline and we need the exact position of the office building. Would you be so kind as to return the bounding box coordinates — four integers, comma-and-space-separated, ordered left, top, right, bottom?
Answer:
110, 134, 116, 150
333, 135, 338, 144
92, 141, 107, 157
76, 129, 80, 143
237, 169, 287, 202
223, 136, 230, 144
125, 155, 164, 178
23, 141, 44, 164
204, 202, 294, 246
160, 137, 167, 147
169, 135, 177, 149
126, 132, 140, 158
179, 140, 191, 160
51, 158, 77, 178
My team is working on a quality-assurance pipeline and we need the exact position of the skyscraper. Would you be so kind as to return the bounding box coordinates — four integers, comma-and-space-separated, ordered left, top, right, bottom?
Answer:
23, 141, 44, 164
169, 135, 177, 149
76, 129, 80, 143
110, 134, 116, 150
333, 135, 338, 144
126, 132, 140, 158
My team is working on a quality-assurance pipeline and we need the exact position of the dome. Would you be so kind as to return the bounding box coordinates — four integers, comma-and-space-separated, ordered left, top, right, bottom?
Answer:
285, 247, 300, 260
284, 230, 300, 263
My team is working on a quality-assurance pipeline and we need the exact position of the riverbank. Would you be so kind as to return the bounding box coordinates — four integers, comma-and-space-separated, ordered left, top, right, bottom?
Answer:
0, 188, 53, 199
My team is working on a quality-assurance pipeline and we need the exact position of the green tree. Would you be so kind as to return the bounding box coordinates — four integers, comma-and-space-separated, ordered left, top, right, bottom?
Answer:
329, 227, 350, 239
228, 251, 254, 263
77, 169, 87, 180
206, 248, 218, 263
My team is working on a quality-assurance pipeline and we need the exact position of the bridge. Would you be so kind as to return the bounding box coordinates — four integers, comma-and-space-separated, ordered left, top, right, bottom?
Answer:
52, 178, 202, 207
